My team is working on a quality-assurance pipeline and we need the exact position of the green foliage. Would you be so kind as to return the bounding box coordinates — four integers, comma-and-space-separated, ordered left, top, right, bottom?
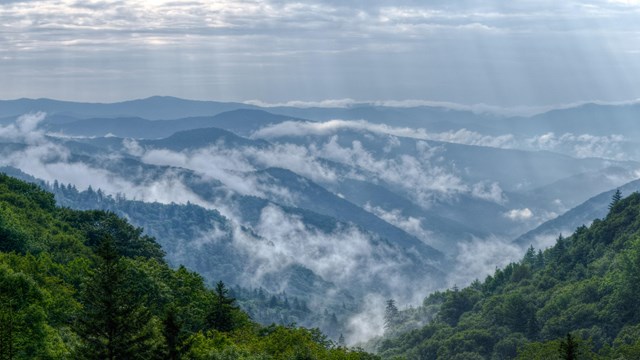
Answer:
75, 238, 159, 359
378, 191, 640, 359
48, 178, 352, 336
609, 189, 622, 211
0, 173, 378, 359
206, 281, 248, 332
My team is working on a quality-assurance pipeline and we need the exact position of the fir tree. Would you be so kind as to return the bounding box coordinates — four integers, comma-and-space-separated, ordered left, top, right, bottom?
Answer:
206, 281, 240, 332
162, 306, 183, 360
384, 299, 400, 331
559, 333, 578, 360
76, 238, 157, 360
609, 189, 622, 211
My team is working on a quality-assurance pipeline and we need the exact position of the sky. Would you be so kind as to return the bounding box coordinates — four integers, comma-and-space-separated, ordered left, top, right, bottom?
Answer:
2, 0, 640, 106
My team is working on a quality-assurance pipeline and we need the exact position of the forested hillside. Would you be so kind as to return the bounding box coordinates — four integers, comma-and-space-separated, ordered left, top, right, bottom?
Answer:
375, 192, 640, 359
0, 166, 356, 337
0, 173, 377, 359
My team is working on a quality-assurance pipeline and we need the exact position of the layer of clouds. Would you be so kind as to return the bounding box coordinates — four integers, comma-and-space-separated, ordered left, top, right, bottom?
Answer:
0, 114, 209, 206
1, 115, 429, 309
246, 204, 420, 295
2, 1, 640, 104
526, 132, 628, 160
122, 131, 507, 208
247, 98, 640, 117
0, 113, 436, 289
254, 119, 634, 160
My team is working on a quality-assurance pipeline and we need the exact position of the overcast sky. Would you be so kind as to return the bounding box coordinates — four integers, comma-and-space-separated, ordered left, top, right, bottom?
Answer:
1, 0, 640, 106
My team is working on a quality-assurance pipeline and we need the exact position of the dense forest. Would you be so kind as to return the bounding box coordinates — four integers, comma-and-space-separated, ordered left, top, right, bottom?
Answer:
0, 173, 377, 359
375, 190, 640, 359
5, 168, 640, 359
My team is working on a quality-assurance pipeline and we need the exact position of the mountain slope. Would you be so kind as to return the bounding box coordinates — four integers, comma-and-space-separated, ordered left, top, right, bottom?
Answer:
44, 109, 301, 138
515, 178, 640, 248
373, 192, 640, 359
0, 96, 257, 120
0, 172, 379, 359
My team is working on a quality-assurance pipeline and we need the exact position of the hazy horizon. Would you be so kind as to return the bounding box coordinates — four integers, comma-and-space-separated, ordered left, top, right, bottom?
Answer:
3, 0, 640, 106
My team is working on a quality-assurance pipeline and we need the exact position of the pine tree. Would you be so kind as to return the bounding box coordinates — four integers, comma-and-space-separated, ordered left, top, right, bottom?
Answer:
609, 189, 622, 211
384, 299, 400, 331
523, 245, 536, 266
162, 306, 183, 360
206, 281, 240, 332
559, 333, 578, 360
76, 238, 157, 359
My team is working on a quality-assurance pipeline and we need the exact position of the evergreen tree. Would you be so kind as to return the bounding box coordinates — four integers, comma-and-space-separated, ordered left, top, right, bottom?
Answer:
609, 189, 623, 211
162, 306, 183, 360
76, 238, 158, 360
0, 267, 48, 359
384, 299, 400, 331
523, 245, 536, 266
206, 281, 240, 332
559, 333, 578, 360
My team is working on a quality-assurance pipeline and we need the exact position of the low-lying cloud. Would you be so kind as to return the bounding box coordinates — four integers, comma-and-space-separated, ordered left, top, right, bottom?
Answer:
253, 118, 635, 161
504, 208, 534, 221
447, 236, 525, 287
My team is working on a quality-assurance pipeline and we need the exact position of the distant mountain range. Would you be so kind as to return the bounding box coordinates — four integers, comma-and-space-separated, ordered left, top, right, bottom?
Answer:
2, 96, 640, 337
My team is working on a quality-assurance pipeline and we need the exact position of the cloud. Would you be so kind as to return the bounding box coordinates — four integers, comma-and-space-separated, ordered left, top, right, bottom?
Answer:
471, 182, 507, 204
504, 208, 534, 221
0, 114, 211, 207
345, 294, 387, 345
1, 113, 449, 348
253, 118, 517, 151
447, 236, 524, 287
0, 112, 47, 144
123, 128, 496, 208
253, 119, 518, 149
364, 203, 434, 244
3, 0, 640, 105
254, 121, 514, 204
254, 118, 639, 162
253, 119, 430, 140
526, 132, 628, 160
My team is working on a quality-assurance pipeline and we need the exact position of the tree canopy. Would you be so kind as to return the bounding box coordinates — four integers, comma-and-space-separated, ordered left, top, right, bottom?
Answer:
0, 173, 378, 359
376, 191, 640, 359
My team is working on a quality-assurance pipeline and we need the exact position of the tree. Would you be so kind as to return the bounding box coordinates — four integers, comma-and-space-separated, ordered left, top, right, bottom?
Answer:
609, 189, 622, 211
206, 281, 241, 332
76, 238, 158, 359
384, 299, 400, 331
559, 333, 578, 360
0, 266, 48, 359
162, 306, 184, 360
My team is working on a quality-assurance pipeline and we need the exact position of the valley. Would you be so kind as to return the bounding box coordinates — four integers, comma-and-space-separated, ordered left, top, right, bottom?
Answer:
1, 98, 639, 347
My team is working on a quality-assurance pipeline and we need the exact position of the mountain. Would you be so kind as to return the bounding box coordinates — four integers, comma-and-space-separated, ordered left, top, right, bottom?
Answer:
7, 96, 640, 140
251, 167, 443, 262
0, 172, 378, 358
0, 162, 446, 340
518, 103, 640, 139
515, 178, 640, 248
264, 104, 502, 130
255, 126, 638, 240
142, 126, 271, 150
372, 192, 640, 359
0, 96, 257, 120
43, 109, 302, 138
